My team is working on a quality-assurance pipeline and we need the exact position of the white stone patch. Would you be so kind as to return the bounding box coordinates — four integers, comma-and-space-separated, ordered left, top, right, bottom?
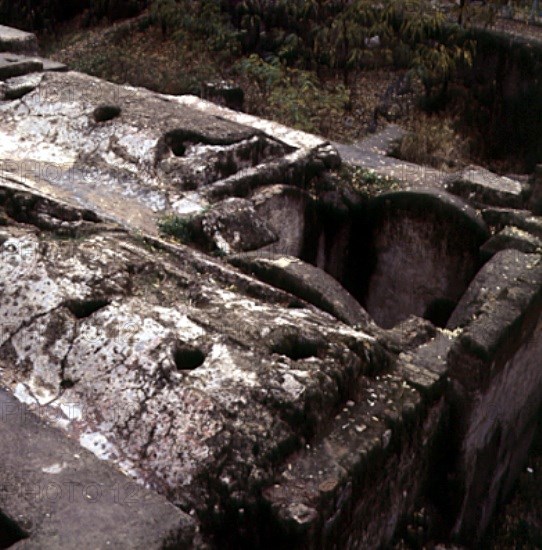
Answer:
60, 402, 84, 422
197, 343, 258, 390
0, 128, 77, 165
213, 232, 231, 254
281, 373, 305, 400
80, 431, 117, 461
25, 379, 58, 406
171, 193, 206, 215
42, 462, 67, 474
13, 383, 37, 406
272, 257, 296, 269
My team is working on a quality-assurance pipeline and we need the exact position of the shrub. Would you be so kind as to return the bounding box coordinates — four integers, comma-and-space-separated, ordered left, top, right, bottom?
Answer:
0, 0, 147, 32
234, 54, 348, 134
157, 214, 194, 242
391, 114, 470, 169
149, 0, 239, 57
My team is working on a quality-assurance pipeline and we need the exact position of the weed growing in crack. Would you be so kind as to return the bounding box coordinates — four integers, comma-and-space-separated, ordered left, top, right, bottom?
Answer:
340, 165, 401, 197
157, 214, 194, 242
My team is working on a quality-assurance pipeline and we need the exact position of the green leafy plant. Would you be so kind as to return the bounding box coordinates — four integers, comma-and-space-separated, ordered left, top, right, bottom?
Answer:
150, 0, 239, 56
157, 214, 194, 242
235, 54, 348, 133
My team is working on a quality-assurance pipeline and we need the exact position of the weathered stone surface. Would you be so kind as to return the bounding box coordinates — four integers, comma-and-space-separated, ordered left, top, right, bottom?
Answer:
446, 250, 542, 542
228, 251, 373, 326
186, 198, 277, 254
263, 349, 446, 549
481, 207, 542, 239
363, 189, 489, 329
0, 186, 392, 545
2, 73, 42, 100
447, 248, 541, 329
444, 165, 526, 208
0, 26, 38, 55
0, 180, 102, 236
0, 53, 42, 80
0, 36, 541, 547
251, 185, 310, 258
0, 70, 334, 241
0, 388, 195, 548
480, 225, 542, 258
381, 315, 438, 355
398, 332, 453, 399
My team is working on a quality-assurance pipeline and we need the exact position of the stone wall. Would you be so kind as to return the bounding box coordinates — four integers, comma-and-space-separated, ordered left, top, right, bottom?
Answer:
446, 250, 542, 543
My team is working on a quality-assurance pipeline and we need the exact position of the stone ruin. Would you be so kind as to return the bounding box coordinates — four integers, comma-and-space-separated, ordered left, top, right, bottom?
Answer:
0, 24, 541, 549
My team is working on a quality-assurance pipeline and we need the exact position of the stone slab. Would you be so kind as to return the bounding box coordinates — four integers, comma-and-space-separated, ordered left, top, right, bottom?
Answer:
447, 248, 542, 330
445, 165, 526, 209
480, 225, 542, 259
229, 251, 373, 327
2, 73, 43, 100
0, 388, 195, 549
0, 53, 42, 80
446, 250, 542, 542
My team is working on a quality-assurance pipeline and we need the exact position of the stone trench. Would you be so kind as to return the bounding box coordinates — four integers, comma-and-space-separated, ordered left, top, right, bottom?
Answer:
0, 24, 542, 549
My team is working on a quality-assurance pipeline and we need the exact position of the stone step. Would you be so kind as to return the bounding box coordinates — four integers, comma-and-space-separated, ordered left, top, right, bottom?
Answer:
444, 165, 528, 209
482, 207, 542, 240
0, 387, 195, 549
0, 54, 42, 81
0, 26, 38, 56
0, 53, 68, 82
263, 335, 450, 548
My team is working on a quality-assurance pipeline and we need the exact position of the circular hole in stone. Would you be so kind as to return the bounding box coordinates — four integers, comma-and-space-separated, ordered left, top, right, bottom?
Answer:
93, 104, 121, 123
172, 342, 206, 370
165, 136, 186, 157
60, 379, 75, 389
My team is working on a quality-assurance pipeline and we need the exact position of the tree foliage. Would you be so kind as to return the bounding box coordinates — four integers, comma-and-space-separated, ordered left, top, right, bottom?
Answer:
0, 0, 501, 109
0, 0, 146, 31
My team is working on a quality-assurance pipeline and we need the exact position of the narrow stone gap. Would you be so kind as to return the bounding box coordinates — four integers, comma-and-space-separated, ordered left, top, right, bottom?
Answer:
270, 333, 322, 361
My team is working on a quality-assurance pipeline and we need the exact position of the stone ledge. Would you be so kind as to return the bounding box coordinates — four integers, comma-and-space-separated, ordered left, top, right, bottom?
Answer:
0, 26, 38, 56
